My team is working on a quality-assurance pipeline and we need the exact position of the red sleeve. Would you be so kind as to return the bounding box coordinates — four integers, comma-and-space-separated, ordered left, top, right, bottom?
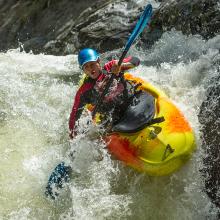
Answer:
103, 56, 140, 72
69, 83, 94, 133
104, 60, 117, 72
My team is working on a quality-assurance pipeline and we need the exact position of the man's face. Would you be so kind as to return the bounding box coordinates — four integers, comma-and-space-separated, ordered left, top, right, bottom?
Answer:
83, 60, 102, 79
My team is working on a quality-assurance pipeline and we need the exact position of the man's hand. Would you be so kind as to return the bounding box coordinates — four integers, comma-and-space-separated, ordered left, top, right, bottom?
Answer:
69, 130, 75, 139
111, 61, 121, 75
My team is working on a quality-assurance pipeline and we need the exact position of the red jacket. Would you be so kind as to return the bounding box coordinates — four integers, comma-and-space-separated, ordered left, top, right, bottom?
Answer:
69, 56, 140, 135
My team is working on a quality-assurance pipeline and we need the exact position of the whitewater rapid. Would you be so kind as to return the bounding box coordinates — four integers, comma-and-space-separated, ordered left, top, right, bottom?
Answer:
0, 31, 219, 219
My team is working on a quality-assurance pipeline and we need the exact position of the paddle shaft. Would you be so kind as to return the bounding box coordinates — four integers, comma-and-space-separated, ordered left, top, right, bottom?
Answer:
92, 49, 128, 117
92, 4, 152, 117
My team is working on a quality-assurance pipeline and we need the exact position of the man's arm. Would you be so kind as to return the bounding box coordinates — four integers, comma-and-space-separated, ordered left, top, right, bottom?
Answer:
104, 56, 140, 73
69, 83, 93, 138
121, 56, 140, 70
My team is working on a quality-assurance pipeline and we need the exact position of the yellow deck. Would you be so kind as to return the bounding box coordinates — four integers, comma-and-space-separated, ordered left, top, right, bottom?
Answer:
104, 73, 196, 176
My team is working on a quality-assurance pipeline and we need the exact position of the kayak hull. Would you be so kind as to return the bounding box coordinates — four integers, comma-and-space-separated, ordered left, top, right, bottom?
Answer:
104, 73, 196, 176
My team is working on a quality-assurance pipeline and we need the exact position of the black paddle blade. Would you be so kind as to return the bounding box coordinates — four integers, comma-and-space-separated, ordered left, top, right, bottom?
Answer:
45, 162, 72, 200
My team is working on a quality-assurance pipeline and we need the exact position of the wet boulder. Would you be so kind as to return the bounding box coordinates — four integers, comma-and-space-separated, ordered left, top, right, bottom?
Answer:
199, 71, 220, 209
0, 0, 103, 54
44, 0, 146, 54
40, 0, 220, 54
152, 0, 219, 38
0, 0, 219, 55
141, 0, 220, 48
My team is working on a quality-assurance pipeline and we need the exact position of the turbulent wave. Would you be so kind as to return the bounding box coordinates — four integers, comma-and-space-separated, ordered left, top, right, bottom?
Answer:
0, 31, 219, 219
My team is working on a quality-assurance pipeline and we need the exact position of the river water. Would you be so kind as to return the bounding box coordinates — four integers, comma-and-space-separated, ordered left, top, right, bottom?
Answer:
0, 31, 219, 220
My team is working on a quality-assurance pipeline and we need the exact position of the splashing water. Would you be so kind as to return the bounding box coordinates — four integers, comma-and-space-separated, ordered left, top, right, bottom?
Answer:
0, 31, 219, 219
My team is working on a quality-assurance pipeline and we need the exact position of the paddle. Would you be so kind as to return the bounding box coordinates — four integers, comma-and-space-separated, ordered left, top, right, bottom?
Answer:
45, 4, 153, 200
45, 162, 72, 200
92, 3, 153, 117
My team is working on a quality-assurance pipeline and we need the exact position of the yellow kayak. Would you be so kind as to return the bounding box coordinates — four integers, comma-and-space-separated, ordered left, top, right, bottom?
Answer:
102, 73, 196, 176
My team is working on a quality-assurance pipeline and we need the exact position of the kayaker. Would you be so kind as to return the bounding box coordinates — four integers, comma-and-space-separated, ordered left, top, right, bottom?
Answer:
69, 48, 140, 138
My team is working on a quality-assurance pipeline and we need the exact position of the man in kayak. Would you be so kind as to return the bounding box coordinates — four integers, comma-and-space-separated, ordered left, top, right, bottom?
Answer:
69, 48, 140, 138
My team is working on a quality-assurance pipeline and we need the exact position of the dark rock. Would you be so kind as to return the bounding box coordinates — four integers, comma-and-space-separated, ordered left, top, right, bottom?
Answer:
39, 0, 220, 54
0, 0, 219, 55
0, 0, 103, 54
149, 0, 220, 39
199, 58, 220, 210
52, 0, 144, 54
22, 36, 48, 53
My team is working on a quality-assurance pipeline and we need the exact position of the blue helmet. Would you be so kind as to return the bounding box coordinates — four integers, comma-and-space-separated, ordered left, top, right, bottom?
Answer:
78, 48, 100, 68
